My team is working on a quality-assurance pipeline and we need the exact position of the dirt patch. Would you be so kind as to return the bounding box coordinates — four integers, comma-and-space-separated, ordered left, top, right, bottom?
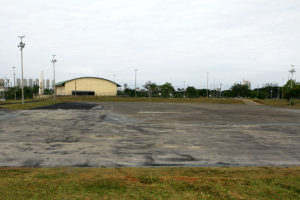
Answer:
253, 100, 264, 104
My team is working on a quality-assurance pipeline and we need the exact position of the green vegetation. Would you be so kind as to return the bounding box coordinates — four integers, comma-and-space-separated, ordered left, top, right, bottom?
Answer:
56, 96, 244, 104
0, 96, 245, 110
0, 167, 299, 199
3, 96, 300, 110
253, 99, 300, 109
0, 100, 60, 110
1, 85, 39, 100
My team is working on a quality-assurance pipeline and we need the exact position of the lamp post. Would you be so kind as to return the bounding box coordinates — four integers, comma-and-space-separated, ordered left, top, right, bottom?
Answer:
18, 36, 25, 104
51, 55, 57, 100
12, 66, 16, 100
183, 81, 186, 98
206, 72, 209, 98
134, 69, 137, 97
288, 65, 296, 106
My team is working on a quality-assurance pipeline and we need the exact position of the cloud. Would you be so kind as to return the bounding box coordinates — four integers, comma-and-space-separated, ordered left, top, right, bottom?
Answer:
0, 0, 299, 89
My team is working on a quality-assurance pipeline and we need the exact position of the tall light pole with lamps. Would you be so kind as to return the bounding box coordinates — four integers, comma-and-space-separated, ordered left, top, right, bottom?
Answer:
12, 66, 16, 100
288, 65, 296, 106
206, 72, 209, 98
51, 55, 57, 100
134, 69, 137, 97
18, 36, 25, 104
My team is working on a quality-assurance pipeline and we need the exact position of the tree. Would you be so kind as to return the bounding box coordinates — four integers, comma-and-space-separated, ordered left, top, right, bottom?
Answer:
159, 82, 175, 97
282, 80, 300, 99
186, 86, 199, 98
43, 88, 53, 95
230, 83, 251, 97
123, 88, 135, 97
260, 83, 280, 99
144, 81, 158, 97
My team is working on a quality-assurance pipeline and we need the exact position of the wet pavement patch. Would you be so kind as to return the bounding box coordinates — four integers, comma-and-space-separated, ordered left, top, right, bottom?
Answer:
32, 102, 98, 110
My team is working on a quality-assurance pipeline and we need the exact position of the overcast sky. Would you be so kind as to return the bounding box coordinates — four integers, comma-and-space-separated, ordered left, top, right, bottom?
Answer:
0, 0, 299, 89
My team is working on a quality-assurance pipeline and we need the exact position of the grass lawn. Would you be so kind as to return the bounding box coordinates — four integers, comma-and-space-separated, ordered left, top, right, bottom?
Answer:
0, 97, 244, 110
56, 96, 245, 104
0, 167, 299, 199
2, 96, 300, 110
0, 100, 60, 110
253, 99, 300, 109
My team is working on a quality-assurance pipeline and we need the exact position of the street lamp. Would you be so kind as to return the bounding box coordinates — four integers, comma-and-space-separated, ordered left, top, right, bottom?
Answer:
183, 81, 186, 98
12, 66, 16, 100
51, 55, 57, 100
206, 72, 209, 98
18, 36, 25, 104
134, 69, 137, 97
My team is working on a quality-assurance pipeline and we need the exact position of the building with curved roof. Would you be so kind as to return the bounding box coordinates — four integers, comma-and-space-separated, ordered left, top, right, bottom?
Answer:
55, 77, 121, 96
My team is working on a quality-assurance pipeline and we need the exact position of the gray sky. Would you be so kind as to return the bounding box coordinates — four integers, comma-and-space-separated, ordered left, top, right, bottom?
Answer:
0, 0, 299, 89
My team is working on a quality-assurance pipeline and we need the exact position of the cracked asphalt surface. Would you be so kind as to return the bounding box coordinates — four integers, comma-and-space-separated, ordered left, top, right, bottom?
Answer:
0, 102, 299, 167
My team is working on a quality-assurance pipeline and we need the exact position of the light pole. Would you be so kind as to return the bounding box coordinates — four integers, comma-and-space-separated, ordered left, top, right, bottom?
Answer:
183, 81, 186, 98
12, 66, 16, 100
18, 36, 25, 104
206, 72, 209, 98
12, 67, 16, 87
213, 78, 215, 98
288, 65, 296, 106
134, 69, 137, 97
289, 65, 295, 87
220, 83, 222, 98
51, 55, 57, 100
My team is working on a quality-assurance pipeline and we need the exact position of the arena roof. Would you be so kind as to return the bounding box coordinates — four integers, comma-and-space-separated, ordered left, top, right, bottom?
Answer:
55, 77, 121, 87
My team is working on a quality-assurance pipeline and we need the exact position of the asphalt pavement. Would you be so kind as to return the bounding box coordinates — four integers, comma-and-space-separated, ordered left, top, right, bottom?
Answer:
0, 102, 299, 167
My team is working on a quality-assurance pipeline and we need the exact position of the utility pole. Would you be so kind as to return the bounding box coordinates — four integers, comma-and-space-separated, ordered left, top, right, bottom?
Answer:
12, 67, 16, 87
289, 65, 295, 87
134, 69, 137, 97
51, 55, 57, 101
213, 78, 215, 98
288, 65, 296, 106
12, 67, 16, 100
18, 36, 25, 104
206, 72, 209, 98
112, 74, 116, 82
282, 78, 285, 99
220, 83, 222, 98
183, 81, 186, 98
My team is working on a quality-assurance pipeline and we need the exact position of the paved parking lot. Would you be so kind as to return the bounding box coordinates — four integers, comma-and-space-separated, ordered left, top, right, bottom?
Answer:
0, 102, 299, 167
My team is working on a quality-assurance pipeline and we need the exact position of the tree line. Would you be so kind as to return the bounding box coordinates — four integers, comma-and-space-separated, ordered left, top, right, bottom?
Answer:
1, 79, 299, 100
0, 84, 53, 100
118, 80, 300, 100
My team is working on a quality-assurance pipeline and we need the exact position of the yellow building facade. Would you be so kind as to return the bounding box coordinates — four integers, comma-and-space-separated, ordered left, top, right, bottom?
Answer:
55, 77, 120, 96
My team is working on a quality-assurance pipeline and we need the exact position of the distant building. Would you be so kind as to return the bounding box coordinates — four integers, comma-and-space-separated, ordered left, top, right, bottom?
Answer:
46, 79, 50, 89
29, 79, 33, 87
243, 80, 251, 89
23, 79, 28, 87
34, 79, 39, 86
17, 78, 21, 87
124, 83, 128, 90
0, 79, 4, 89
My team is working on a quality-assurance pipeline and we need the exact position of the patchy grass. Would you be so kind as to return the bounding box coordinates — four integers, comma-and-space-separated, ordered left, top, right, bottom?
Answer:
0, 99, 36, 104
253, 99, 300, 109
0, 167, 299, 199
55, 96, 245, 105
0, 100, 61, 110
0, 97, 244, 110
